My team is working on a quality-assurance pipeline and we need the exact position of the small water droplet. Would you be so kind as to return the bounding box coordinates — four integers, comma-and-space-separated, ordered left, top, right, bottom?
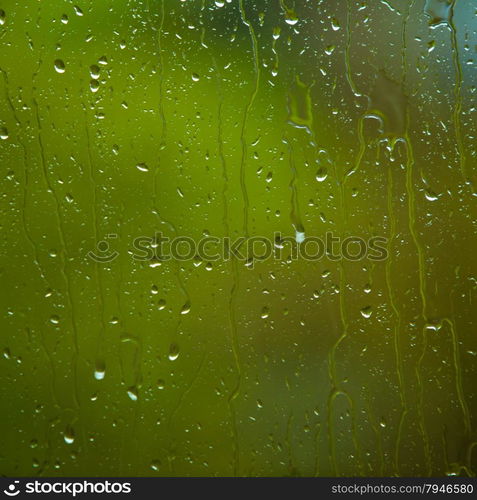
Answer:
331, 17, 341, 31
50, 315, 60, 325
180, 302, 191, 315
150, 459, 161, 471
261, 306, 269, 319
360, 306, 373, 319
425, 189, 439, 201
94, 361, 106, 380
168, 343, 180, 361
315, 167, 328, 182
54, 59, 65, 74
127, 387, 138, 401
295, 231, 305, 243
284, 11, 298, 25
136, 162, 149, 172
64, 426, 75, 445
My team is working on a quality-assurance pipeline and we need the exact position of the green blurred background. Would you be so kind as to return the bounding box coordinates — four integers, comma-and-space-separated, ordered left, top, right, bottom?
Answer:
0, 0, 476, 476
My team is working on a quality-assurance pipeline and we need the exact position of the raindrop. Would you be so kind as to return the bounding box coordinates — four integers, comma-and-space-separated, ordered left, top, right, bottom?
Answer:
127, 387, 138, 401
180, 302, 191, 315
150, 460, 161, 471
315, 167, 328, 182
261, 307, 269, 319
331, 18, 341, 31
90, 64, 100, 79
64, 426, 75, 445
284, 11, 298, 25
0, 127, 8, 140
54, 59, 65, 74
136, 163, 149, 172
360, 306, 373, 319
168, 343, 180, 361
89, 80, 99, 92
424, 189, 439, 202
94, 361, 106, 380
50, 315, 60, 325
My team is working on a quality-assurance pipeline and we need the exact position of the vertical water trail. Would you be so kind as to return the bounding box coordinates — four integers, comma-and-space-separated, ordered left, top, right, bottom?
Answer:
384, 143, 407, 475
443, 318, 471, 437
151, 1, 191, 343
403, 128, 432, 475
343, 0, 366, 183
448, 0, 468, 187
84, 113, 109, 393
34, 98, 81, 413
238, 0, 260, 238
214, 57, 242, 476
284, 136, 304, 238
326, 161, 362, 476
1, 68, 47, 283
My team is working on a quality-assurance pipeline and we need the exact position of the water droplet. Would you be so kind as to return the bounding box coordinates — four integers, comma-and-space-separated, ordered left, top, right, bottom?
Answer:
315, 167, 328, 182
94, 361, 106, 380
150, 459, 161, 471
157, 379, 165, 390
50, 315, 60, 325
136, 163, 149, 172
64, 426, 75, 445
0, 10, 6, 25
0, 127, 9, 140
295, 231, 305, 243
127, 387, 138, 401
180, 302, 191, 315
284, 11, 298, 25
54, 59, 65, 74
191, 73, 200, 82
90, 64, 100, 79
360, 306, 372, 319
261, 306, 269, 319
168, 343, 180, 361
425, 189, 439, 202
158, 299, 166, 311
331, 17, 341, 31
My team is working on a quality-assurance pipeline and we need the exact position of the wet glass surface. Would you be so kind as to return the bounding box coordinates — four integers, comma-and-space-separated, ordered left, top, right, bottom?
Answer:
0, 0, 476, 476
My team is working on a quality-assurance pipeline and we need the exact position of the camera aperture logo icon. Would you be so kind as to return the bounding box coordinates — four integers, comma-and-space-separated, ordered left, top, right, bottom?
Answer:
3, 481, 20, 497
